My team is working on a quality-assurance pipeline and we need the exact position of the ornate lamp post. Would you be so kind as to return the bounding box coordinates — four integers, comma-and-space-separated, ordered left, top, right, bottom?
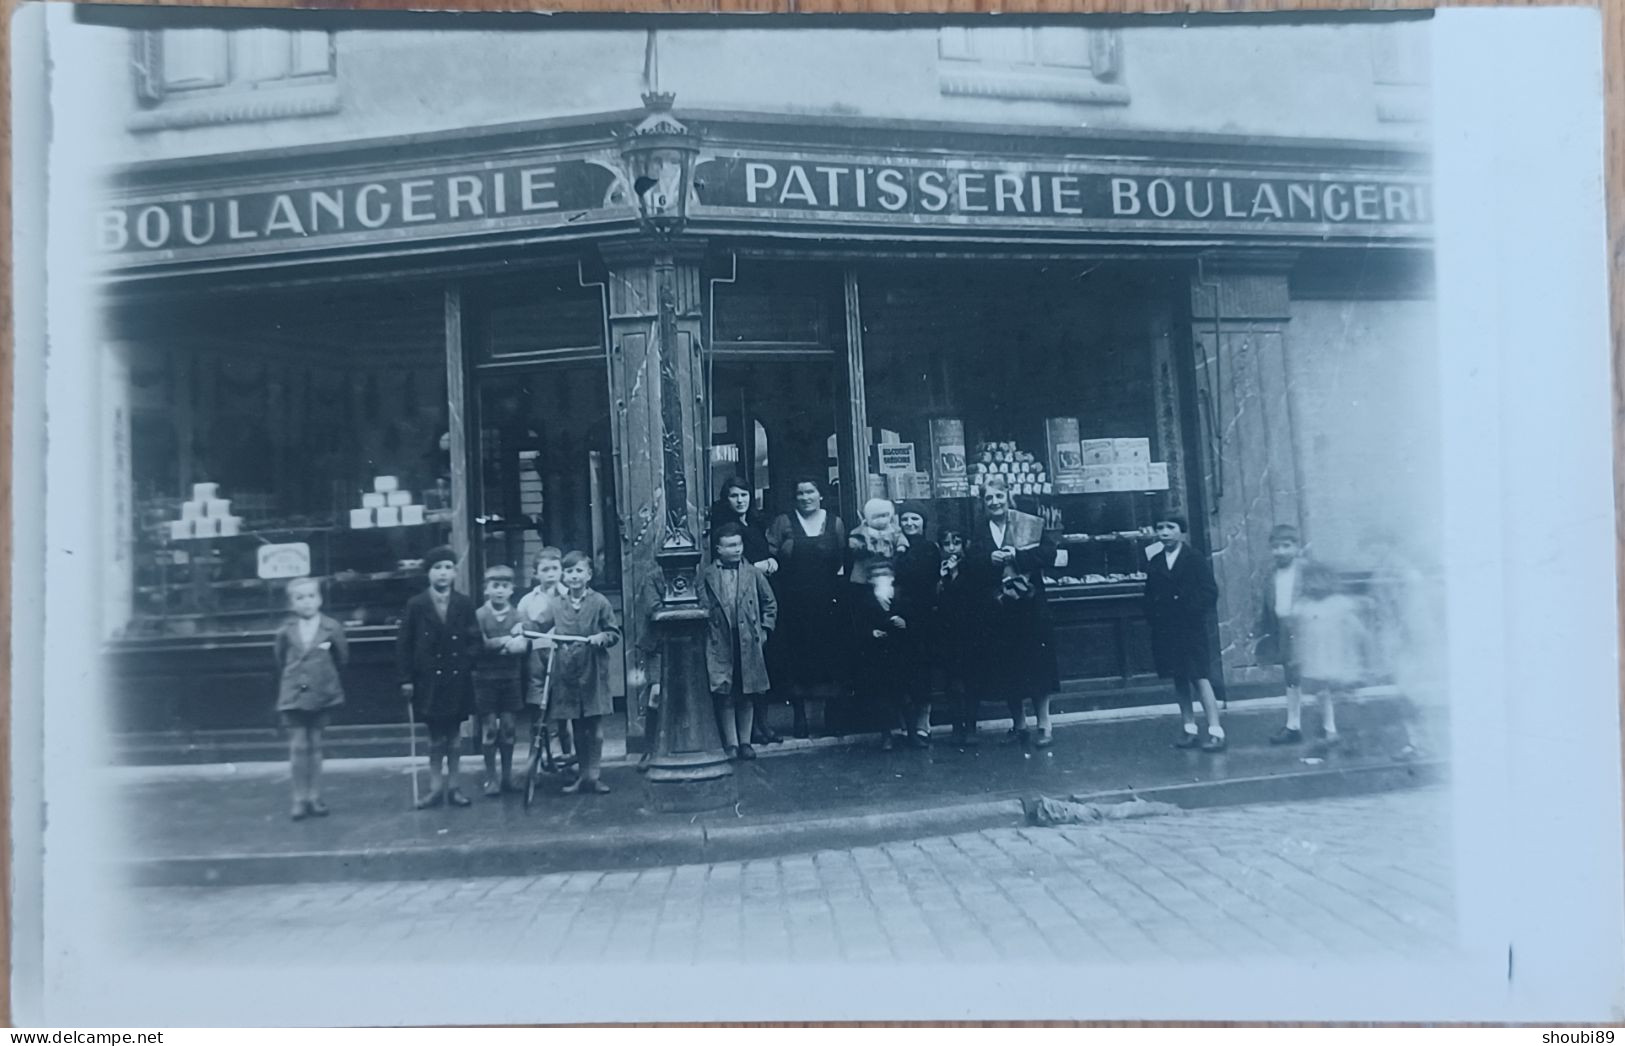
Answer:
619, 94, 735, 813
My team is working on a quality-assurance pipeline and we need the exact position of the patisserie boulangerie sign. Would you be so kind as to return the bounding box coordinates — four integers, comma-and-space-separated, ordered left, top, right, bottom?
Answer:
690, 152, 1431, 237
95, 141, 1430, 269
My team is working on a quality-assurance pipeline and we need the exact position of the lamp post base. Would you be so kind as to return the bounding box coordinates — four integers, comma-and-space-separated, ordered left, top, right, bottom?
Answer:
643, 603, 736, 813
644, 756, 738, 813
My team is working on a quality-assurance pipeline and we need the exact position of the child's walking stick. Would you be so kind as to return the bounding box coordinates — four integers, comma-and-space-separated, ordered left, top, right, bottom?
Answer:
407, 697, 420, 808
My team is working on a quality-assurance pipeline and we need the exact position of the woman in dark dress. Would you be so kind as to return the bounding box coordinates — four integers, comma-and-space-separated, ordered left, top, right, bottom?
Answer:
894, 506, 942, 747
763, 476, 848, 738
707, 477, 779, 741
964, 475, 1061, 746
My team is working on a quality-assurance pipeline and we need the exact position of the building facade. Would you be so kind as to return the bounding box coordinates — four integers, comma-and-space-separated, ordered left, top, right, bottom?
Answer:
71, 12, 1439, 739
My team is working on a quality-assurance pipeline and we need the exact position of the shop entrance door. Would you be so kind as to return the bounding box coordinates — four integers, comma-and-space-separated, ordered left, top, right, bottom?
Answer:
471, 362, 623, 688
708, 357, 847, 525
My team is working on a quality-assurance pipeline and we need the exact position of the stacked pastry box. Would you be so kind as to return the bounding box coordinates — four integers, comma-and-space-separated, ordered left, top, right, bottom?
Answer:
166, 483, 243, 540
968, 440, 1053, 497
1079, 438, 1170, 493
349, 476, 427, 529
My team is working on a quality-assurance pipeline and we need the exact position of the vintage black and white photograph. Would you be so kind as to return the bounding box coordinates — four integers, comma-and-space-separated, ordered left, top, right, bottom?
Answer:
9, 2, 1621, 1026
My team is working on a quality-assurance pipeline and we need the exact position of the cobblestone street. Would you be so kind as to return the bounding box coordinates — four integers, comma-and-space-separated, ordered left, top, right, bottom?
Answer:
121, 788, 1454, 964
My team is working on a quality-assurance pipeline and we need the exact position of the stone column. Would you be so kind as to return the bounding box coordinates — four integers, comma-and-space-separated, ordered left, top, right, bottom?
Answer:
601, 238, 735, 812
1188, 251, 1302, 682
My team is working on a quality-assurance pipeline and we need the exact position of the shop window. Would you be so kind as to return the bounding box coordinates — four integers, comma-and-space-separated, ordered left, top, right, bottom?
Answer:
129, 28, 340, 131
110, 287, 451, 640
857, 261, 1185, 601
1370, 21, 1430, 124
937, 26, 1129, 106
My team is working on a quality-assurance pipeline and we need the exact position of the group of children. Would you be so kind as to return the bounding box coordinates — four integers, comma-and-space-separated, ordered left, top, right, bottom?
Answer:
1141, 518, 1377, 753
271, 544, 620, 820
271, 515, 1393, 819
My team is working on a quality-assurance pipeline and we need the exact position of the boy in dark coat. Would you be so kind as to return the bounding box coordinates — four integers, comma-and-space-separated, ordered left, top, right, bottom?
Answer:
1143, 515, 1226, 752
703, 523, 778, 760
398, 545, 480, 809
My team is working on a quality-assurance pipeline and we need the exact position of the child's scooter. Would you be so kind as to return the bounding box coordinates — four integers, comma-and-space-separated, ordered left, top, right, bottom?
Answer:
522, 632, 587, 809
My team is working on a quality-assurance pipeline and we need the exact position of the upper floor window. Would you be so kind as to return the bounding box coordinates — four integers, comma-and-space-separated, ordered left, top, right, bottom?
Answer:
1370, 21, 1430, 124
130, 29, 340, 131
938, 26, 1129, 106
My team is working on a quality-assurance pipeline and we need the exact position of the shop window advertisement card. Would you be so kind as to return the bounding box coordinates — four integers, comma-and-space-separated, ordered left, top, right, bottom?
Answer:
1046, 416, 1088, 494
876, 442, 916, 474
256, 542, 312, 580
928, 417, 969, 498
1147, 462, 1170, 490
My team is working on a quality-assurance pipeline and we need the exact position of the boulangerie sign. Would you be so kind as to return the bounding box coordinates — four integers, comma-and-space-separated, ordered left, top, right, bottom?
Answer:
692, 152, 1431, 237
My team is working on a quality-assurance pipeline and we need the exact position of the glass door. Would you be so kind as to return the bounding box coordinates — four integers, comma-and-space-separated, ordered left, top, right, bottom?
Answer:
472, 363, 620, 593
709, 358, 844, 526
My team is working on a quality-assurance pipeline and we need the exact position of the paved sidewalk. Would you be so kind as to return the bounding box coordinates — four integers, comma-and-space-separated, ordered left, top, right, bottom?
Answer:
121, 788, 1456, 966
118, 694, 1443, 884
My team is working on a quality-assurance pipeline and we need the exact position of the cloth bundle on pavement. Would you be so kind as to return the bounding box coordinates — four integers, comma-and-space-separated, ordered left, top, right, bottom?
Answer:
1022, 795, 1183, 827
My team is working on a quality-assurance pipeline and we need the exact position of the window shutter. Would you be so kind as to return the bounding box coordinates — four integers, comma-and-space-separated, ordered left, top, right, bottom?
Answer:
1089, 30, 1123, 82
131, 31, 166, 106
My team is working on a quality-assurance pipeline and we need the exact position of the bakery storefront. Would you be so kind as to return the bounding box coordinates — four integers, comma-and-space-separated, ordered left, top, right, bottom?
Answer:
96, 104, 1431, 742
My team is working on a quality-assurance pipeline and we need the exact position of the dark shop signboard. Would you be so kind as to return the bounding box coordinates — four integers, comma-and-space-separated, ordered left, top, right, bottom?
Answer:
96, 145, 1431, 270
96, 153, 630, 269
690, 153, 1431, 238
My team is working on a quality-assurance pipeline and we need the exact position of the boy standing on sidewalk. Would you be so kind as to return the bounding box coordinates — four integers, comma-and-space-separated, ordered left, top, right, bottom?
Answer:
548, 551, 621, 795
1143, 515, 1226, 752
398, 545, 479, 809
518, 547, 572, 761
1257, 524, 1310, 745
704, 523, 778, 760
273, 577, 348, 821
474, 564, 529, 797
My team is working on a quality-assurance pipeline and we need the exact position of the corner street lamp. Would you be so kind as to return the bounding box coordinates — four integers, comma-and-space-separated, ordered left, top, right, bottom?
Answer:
620, 91, 700, 237
619, 94, 735, 813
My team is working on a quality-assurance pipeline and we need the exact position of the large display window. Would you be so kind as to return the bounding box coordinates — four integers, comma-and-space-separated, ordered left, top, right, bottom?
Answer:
112, 285, 452, 639
856, 260, 1190, 599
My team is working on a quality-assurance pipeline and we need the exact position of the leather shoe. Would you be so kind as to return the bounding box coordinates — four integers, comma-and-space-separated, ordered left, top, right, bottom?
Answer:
1172, 732, 1202, 750
738, 743, 757, 761
1200, 735, 1228, 753
1268, 727, 1303, 745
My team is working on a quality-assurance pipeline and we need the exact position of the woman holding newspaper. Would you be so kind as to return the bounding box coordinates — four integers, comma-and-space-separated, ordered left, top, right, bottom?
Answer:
965, 474, 1061, 747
